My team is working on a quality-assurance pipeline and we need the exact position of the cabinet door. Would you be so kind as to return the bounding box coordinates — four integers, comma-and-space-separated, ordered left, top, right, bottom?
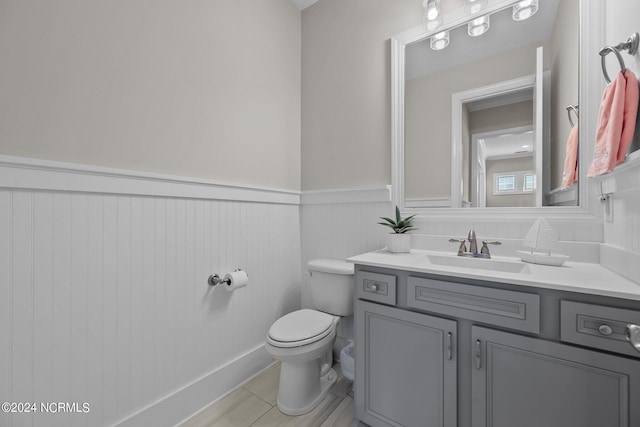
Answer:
355, 300, 457, 427
472, 326, 640, 427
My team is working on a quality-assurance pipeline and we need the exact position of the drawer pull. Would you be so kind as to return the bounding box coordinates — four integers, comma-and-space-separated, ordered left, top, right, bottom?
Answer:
598, 324, 613, 336
626, 324, 640, 353
369, 284, 378, 292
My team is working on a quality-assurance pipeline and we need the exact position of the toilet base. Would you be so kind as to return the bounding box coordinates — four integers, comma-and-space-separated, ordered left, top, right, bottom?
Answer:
276, 367, 337, 416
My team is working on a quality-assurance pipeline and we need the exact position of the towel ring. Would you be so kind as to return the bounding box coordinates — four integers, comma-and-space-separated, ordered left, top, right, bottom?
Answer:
566, 104, 579, 128
599, 32, 639, 84
599, 47, 626, 84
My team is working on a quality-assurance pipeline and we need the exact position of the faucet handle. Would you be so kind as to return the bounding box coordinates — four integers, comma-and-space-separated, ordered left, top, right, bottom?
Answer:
480, 240, 502, 259
449, 238, 467, 256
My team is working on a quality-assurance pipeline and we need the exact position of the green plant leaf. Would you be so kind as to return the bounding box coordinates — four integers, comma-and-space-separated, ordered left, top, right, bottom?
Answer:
377, 222, 396, 229
397, 226, 417, 233
379, 206, 417, 234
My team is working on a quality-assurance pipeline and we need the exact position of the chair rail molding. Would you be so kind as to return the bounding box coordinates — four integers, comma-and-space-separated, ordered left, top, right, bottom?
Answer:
0, 155, 300, 205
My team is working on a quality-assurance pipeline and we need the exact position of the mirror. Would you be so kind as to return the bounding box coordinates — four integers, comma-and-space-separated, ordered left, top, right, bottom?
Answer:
396, 0, 580, 209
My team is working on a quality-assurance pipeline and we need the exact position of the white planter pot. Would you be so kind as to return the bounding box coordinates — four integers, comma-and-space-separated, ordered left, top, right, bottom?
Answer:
386, 233, 411, 253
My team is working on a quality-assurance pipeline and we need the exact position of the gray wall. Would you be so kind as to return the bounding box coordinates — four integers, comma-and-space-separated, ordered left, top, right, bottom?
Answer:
301, 0, 422, 190
0, 0, 302, 190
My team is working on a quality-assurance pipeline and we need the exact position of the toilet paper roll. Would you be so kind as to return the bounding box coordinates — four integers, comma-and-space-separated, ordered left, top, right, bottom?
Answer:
223, 270, 248, 291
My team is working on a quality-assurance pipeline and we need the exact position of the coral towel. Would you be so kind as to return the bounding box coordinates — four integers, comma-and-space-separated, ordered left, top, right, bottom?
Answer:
588, 69, 639, 176
562, 124, 579, 188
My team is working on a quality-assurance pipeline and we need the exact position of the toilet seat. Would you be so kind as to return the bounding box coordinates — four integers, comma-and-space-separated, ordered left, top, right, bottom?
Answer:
267, 309, 337, 348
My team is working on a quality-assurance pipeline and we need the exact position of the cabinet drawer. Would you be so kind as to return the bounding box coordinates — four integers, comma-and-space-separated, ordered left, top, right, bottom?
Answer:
408, 276, 540, 333
561, 301, 640, 358
356, 271, 396, 306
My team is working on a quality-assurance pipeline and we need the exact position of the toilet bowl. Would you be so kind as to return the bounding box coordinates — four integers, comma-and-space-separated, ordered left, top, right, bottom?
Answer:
265, 259, 354, 416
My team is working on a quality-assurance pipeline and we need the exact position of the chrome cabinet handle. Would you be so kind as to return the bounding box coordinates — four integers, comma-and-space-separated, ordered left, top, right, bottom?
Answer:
369, 284, 378, 292
447, 332, 453, 360
598, 324, 613, 336
475, 339, 482, 369
626, 324, 640, 353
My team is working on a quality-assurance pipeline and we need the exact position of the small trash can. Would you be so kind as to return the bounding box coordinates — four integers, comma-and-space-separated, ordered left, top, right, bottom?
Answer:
340, 340, 355, 381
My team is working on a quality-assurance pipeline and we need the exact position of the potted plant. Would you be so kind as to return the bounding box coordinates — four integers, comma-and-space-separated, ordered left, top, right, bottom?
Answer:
379, 206, 417, 253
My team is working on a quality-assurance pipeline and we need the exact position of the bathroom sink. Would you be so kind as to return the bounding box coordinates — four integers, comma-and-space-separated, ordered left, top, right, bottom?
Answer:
419, 254, 530, 274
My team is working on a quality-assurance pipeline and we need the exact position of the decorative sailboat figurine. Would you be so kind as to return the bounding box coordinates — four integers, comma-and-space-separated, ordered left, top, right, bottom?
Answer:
517, 218, 569, 266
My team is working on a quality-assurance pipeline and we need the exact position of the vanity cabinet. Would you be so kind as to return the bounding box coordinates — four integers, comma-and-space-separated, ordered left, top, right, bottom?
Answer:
354, 266, 640, 427
355, 300, 457, 427
472, 326, 640, 427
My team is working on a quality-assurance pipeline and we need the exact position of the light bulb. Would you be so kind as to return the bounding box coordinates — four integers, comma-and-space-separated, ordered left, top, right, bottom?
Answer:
423, 0, 440, 21
430, 30, 450, 50
468, 15, 490, 37
512, 0, 538, 21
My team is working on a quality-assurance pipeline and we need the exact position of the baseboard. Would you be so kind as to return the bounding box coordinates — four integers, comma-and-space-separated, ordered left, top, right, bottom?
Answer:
114, 345, 274, 427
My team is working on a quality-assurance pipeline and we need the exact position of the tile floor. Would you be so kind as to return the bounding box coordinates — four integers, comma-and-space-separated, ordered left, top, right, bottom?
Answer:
179, 362, 362, 427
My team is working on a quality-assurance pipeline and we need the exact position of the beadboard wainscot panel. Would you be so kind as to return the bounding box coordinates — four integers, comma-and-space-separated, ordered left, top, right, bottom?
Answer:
599, 153, 640, 284
0, 156, 301, 427
301, 186, 392, 285
300, 187, 392, 350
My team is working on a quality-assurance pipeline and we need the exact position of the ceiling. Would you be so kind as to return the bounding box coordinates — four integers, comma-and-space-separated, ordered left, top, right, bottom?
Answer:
481, 130, 534, 159
291, 0, 319, 11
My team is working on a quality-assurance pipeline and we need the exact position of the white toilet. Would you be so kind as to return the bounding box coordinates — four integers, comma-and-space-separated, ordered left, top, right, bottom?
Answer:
265, 258, 354, 415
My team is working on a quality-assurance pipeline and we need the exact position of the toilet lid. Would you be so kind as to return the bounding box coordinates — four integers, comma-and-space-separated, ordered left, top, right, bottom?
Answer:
268, 309, 335, 344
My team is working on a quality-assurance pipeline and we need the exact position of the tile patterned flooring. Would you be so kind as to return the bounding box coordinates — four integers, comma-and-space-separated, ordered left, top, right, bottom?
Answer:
179, 362, 361, 427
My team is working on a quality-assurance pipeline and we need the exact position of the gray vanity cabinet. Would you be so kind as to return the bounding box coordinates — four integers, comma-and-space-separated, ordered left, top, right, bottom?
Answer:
355, 300, 457, 427
354, 266, 640, 427
471, 326, 640, 427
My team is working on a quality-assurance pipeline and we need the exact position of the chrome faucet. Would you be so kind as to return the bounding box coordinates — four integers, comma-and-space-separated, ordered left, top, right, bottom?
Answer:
449, 230, 501, 259
467, 230, 478, 255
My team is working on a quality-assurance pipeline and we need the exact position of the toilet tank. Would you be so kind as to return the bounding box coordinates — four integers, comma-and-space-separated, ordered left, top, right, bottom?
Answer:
308, 259, 355, 316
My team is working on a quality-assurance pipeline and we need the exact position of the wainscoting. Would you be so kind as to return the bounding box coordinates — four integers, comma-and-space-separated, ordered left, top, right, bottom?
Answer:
0, 156, 302, 427
300, 188, 392, 351
600, 154, 640, 284
300, 188, 392, 308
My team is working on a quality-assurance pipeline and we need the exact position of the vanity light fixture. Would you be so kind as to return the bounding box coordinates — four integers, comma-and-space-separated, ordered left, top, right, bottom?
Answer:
423, 0, 441, 21
425, 16, 443, 32
423, 0, 442, 32
430, 30, 450, 50
468, 15, 490, 37
512, 0, 538, 21
423, 0, 538, 51
464, 0, 488, 15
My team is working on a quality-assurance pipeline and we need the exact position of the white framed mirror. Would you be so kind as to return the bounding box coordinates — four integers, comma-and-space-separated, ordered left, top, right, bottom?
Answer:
391, 0, 604, 222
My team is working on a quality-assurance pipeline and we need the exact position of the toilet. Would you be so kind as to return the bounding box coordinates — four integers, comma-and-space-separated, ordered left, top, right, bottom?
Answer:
265, 258, 355, 415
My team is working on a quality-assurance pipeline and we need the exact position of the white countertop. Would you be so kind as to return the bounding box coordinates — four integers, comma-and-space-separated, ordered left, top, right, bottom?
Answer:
348, 249, 640, 301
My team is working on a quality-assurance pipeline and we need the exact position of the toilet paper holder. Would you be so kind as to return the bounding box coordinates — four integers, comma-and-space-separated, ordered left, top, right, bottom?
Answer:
208, 269, 247, 287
